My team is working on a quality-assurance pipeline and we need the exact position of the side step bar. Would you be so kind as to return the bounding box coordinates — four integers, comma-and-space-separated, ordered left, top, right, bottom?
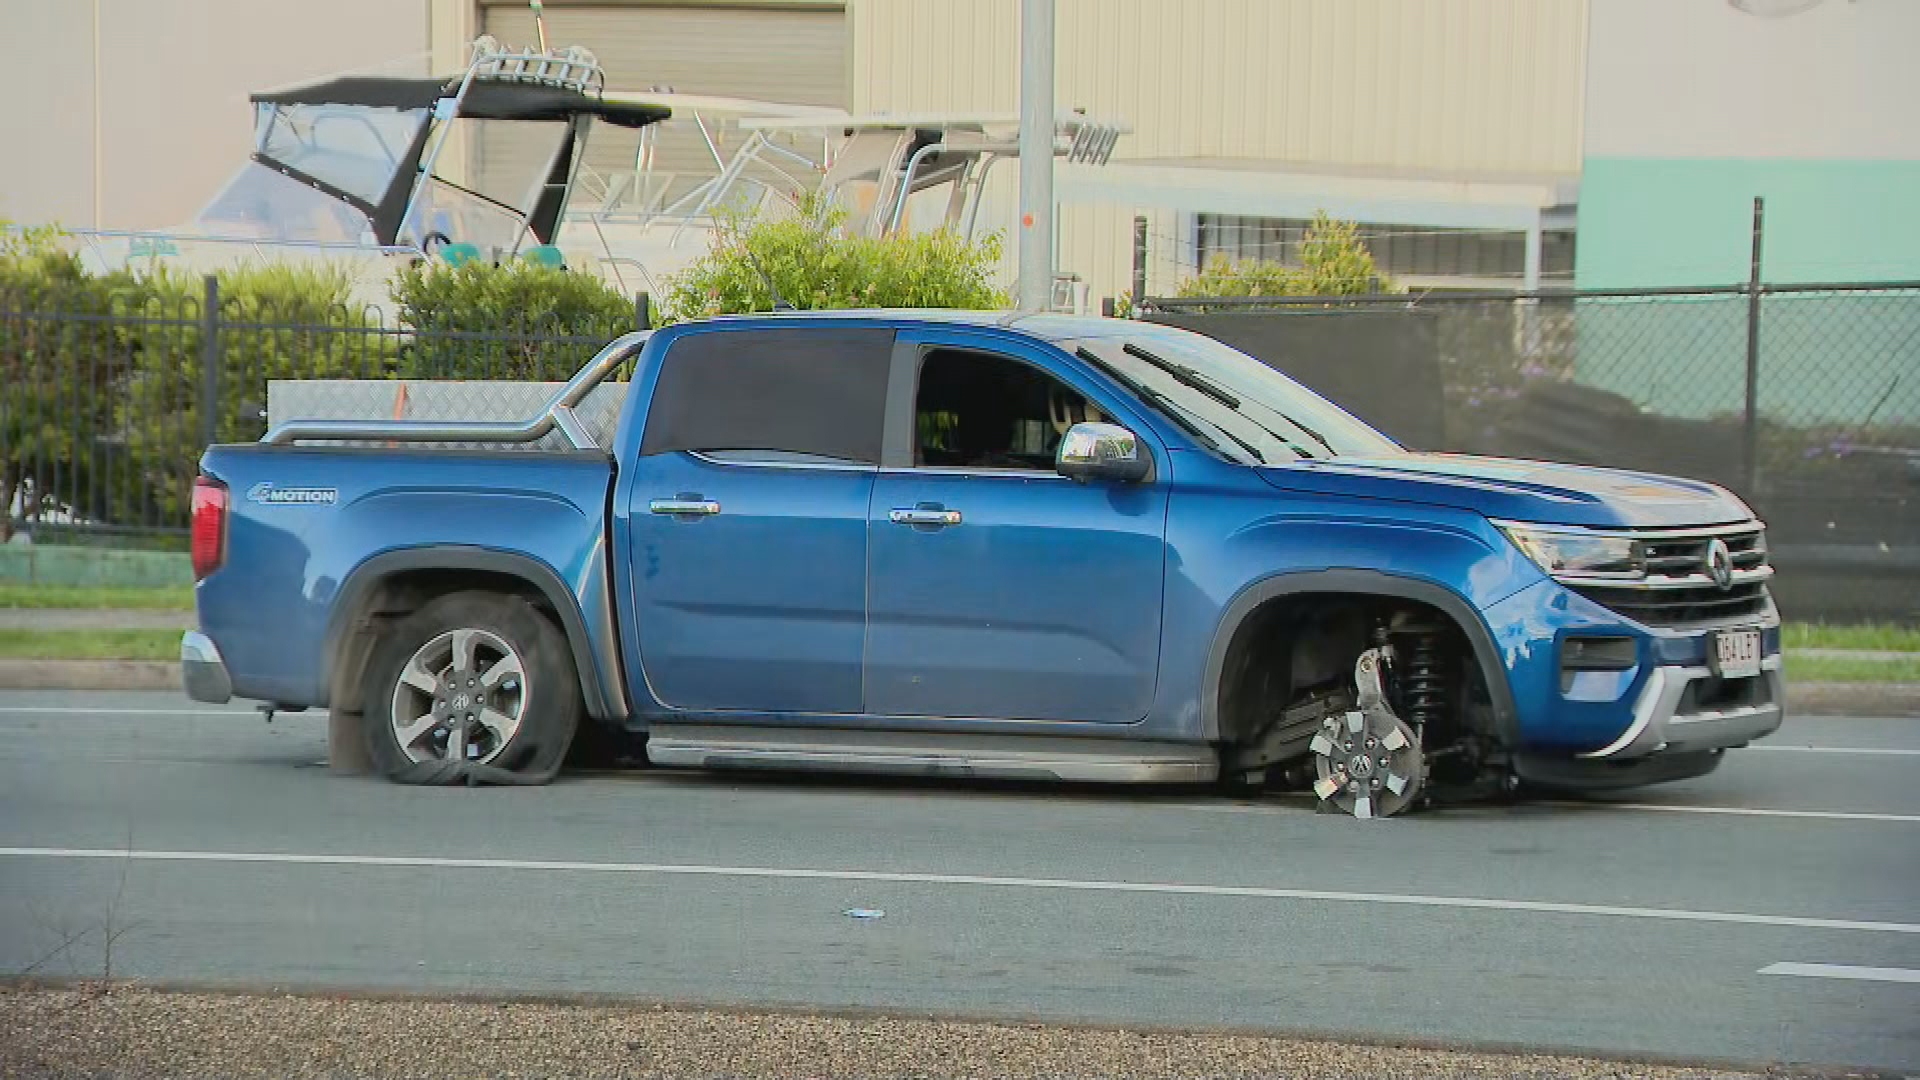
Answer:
645, 724, 1219, 784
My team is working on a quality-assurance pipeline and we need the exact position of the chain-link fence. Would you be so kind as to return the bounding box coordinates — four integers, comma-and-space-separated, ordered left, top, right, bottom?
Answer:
1140, 283, 1920, 622
2, 279, 640, 543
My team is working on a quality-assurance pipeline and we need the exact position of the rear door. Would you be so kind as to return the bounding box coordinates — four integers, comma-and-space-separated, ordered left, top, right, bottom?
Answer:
622, 326, 893, 715
864, 332, 1171, 723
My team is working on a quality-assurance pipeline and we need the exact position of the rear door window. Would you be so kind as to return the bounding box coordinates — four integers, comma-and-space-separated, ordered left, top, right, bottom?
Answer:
640, 327, 895, 465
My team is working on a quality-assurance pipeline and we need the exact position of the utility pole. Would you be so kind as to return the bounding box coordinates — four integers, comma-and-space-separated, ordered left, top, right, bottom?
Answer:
1743, 196, 1764, 497
1017, 0, 1055, 311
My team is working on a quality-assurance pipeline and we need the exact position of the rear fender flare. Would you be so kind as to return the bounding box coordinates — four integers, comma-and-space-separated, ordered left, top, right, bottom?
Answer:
323, 546, 626, 721
1201, 569, 1518, 745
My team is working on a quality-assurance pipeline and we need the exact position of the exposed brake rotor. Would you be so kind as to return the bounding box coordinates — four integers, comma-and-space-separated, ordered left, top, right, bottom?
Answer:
1310, 645, 1425, 819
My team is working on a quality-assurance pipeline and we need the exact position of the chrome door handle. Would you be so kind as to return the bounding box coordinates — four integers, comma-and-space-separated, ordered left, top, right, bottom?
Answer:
650, 498, 721, 516
889, 508, 962, 527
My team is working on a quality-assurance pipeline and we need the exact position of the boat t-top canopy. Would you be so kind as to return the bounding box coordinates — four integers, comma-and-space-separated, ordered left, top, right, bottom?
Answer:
252, 77, 670, 129
226, 38, 674, 252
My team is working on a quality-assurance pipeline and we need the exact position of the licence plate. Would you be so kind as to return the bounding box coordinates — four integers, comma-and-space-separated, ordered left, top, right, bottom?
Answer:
1710, 628, 1763, 679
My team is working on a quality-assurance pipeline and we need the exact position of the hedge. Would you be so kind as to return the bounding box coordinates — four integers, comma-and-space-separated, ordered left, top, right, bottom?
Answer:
660, 192, 1007, 321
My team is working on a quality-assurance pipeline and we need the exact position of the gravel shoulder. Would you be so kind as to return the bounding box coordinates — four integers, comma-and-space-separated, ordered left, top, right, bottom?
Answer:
0, 985, 1773, 1080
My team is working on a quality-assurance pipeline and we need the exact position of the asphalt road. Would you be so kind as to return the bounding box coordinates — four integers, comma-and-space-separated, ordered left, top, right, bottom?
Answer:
0, 691, 1915, 1072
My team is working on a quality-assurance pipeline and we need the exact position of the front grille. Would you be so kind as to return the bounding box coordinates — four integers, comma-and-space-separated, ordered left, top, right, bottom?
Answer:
1565, 523, 1773, 629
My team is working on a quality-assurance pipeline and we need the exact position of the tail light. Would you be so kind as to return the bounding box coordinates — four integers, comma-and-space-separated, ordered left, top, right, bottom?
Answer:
190, 476, 229, 581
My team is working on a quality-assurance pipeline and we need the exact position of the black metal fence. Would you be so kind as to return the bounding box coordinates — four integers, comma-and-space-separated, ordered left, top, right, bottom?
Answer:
2, 279, 640, 543
6, 270, 1915, 620
1140, 283, 1920, 622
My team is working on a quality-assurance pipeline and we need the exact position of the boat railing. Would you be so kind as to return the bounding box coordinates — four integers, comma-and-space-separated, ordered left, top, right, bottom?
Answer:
463, 35, 605, 97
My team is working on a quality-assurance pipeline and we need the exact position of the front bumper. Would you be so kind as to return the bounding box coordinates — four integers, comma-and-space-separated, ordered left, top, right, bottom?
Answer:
181, 630, 232, 704
1481, 579, 1786, 766
1579, 655, 1784, 761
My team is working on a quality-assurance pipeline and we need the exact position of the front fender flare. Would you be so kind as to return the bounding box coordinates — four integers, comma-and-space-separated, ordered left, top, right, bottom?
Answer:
322, 545, 627, 721
1200, 569, 1518, 745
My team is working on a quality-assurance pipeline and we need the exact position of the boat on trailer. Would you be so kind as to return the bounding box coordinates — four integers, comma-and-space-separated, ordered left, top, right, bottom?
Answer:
63, 32, 1126, 311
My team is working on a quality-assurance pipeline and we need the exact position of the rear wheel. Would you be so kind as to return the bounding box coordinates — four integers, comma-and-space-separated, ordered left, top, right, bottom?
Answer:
364, 591, 580, 784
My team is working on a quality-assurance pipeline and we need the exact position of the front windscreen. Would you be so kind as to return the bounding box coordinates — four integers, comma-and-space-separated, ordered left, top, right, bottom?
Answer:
400, 176, 534, 255
462, 116, 574, 213
1068, 328, 1404, 463
256, 102, 427, 206
192, 161, 375, 243
387, 117, 574, 253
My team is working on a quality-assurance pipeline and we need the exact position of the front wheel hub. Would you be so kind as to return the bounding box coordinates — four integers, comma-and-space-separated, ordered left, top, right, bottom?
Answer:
1311, 705, 1424, 819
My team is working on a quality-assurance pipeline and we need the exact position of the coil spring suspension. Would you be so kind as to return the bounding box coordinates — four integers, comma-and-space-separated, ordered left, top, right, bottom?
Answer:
1401, 631, 1446, 736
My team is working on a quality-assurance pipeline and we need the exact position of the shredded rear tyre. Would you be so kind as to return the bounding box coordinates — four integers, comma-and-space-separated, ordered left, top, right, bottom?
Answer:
363, 591, 581, 786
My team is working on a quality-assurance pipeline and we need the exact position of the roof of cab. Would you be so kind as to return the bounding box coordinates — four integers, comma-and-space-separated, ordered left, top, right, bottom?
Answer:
676, 309, 1141, 343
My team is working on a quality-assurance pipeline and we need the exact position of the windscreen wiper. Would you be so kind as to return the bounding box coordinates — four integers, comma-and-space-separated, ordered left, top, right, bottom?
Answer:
1125, 343, 1332, 458
1122, 343, 1240, 408
1077, 347, 1258, 462
1276, 411, 1335, 457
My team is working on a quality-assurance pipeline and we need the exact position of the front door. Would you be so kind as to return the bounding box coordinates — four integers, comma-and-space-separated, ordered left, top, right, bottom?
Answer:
623, 326, 894, 715
864, 337, 1170, 723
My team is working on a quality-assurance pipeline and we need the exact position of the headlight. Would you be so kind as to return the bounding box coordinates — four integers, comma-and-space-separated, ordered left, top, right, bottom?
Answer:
1498, 523, 1646, 580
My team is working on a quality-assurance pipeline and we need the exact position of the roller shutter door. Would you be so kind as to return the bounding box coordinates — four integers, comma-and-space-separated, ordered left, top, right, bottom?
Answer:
474, 3, 845, 210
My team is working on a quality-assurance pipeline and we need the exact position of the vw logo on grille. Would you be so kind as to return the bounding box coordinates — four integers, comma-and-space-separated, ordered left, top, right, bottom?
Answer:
1706, 538, 1735, 591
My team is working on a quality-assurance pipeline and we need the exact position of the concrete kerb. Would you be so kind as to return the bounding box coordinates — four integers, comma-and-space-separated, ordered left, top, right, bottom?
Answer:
0, 659, 180, 692
1790, 681, 1920, 718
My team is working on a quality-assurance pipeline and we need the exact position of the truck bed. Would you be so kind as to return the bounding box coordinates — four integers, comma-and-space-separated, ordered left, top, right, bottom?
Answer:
195, 442, 615, 707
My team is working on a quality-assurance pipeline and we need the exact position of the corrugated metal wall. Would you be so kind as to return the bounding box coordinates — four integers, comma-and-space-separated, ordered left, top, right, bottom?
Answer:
848, 0, 1588, 301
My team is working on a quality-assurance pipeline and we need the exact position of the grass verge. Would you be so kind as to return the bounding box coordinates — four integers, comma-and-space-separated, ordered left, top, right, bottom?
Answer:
0, 584, 194, 610
0, 629, 180, 662
1783, 621, 1920, 653
1787, 651, 1920, 684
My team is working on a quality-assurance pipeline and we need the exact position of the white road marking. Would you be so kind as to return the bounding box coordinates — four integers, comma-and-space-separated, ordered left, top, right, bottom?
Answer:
0, 707, 251, 717
2, 846, 1915, 936
1546, 802, 1920, 824
1759, 962, 1920, 984
1749, 745, 1920, 758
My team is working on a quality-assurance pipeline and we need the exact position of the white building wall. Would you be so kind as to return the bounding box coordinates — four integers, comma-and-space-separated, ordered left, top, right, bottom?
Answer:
849, 0, 1588, 302
0, 0, 431, 231
0, 2, 98, 229
1585, 0, 1920, 162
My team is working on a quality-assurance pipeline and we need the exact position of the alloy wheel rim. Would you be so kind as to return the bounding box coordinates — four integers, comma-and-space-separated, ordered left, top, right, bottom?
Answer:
389, 627, 528, 766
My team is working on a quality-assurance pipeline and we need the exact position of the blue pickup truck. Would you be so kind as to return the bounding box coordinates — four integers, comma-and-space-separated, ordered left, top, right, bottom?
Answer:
181, 312, 1784, 816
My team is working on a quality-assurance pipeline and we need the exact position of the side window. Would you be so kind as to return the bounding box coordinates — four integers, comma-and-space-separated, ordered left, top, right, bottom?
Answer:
914, 348, 1106, 471
640, 328, 895, 465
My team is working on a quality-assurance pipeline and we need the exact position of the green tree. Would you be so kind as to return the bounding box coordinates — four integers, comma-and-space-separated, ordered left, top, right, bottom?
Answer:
661, 193, 1007, 321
